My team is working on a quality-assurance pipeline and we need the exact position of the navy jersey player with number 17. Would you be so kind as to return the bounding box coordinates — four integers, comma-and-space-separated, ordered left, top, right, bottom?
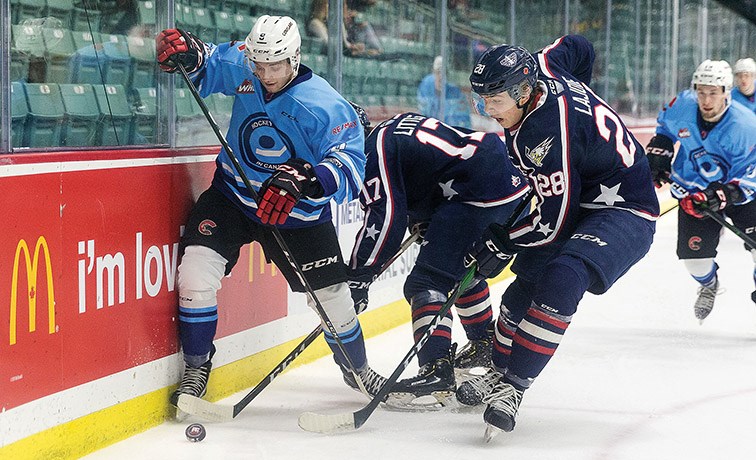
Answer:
459, 36, 659, 439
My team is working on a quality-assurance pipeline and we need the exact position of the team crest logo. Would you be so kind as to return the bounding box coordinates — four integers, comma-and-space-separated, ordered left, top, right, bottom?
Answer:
678, 128, 690, 138
525, 136, 554, 167
690, 147, 727, 182
501, 52, 517, 67
198, 219, 217, 236
238, 112, 296, 171
236, 79, 255, 94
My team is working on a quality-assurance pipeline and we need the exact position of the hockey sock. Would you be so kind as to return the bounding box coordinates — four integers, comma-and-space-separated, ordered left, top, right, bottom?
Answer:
685, 259, 718, 288
455, 281, 493, 340
326, 322, 368, 371
410, 290, 453, 366
178, 305, 218, 367
492, 277, 535, 370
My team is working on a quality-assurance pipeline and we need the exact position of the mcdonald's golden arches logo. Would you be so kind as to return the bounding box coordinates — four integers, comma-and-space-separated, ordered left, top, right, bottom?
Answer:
10, 236, 56, 345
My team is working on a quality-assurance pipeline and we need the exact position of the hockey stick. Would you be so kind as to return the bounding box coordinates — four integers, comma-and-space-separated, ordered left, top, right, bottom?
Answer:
176, 231, 422, 422
298, 190, 535, 434
176, 63, 369, 397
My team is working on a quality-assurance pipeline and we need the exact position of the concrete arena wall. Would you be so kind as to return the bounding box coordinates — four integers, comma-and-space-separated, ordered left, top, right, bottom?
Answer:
0, 124, 670, 459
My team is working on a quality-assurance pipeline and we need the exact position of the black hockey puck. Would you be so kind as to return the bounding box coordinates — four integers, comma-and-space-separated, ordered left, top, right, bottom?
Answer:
185, 423, 206, 442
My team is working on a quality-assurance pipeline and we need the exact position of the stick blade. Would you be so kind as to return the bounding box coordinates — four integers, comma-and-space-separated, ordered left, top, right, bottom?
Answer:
298, 411, 357, 434
176, 394, 235, 422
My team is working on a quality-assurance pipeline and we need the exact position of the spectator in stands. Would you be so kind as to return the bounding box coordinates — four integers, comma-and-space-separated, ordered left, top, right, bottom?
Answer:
307, 0, 376, 57
417, 56, 472, 128
346, 11, 382, 57
732, 58, 756, 113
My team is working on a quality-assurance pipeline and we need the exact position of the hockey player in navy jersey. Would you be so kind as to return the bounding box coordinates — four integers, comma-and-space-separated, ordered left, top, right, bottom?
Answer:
732, 58, 756, 114
457, 36, 659, 438
348, 112, 530, 409
156, 15, 387, 411
646, 59, 756, 322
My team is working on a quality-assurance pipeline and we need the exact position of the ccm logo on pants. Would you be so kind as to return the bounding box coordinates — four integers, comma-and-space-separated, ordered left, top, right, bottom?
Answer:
301, 256, 339, 271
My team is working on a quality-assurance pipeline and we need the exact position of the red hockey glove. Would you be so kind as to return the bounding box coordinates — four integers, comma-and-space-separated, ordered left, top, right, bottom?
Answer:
464, 223, 516, 279
156, 28, 206, 73
680, 182, 744, 218
256, 159, 324, 225
645, 135, 674, 188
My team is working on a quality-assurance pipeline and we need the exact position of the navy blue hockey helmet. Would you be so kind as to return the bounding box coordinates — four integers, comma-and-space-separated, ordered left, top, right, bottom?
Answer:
470, 44, 538, 101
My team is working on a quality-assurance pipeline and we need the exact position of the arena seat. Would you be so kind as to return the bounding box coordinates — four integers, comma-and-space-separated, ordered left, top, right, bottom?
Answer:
93, 84, 133, 145
23, 82, 65, 147
60, 83, 99, 147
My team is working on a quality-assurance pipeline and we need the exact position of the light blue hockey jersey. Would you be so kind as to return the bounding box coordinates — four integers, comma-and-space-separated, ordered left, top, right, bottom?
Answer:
732, 88, 756, 114
655, 89, 756, 203
189, 41, 365, 228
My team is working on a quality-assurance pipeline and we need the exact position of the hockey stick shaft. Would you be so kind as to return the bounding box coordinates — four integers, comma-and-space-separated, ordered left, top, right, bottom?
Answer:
299, 189, 535, 433
177, 232, 421, 421
177, 65, 369, 394
702, 208, 756, 250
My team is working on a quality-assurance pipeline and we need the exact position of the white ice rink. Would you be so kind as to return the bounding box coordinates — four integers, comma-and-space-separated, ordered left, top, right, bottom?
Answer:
85, 210, 756, 460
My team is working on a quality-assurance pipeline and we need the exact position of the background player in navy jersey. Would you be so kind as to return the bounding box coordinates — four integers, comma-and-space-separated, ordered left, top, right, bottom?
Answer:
156, 15, 387, 413
348, 112, 530, 409
646, 59, 756, 322
457, 35, 659, 438
732, 58, 756, 114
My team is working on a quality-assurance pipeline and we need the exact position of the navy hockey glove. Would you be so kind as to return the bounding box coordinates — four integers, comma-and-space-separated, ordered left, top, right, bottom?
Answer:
257, 159, 324, 225
347, 278, 371, 314
680, 182, 744, 218
645, 135, 674, 188
464, 223, 516, 279
156, 28, 206, 73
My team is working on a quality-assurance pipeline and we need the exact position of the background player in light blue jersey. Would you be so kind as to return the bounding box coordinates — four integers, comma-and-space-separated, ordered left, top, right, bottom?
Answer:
458, 36, 658, 439
646, 59, 756, 322
732, 58, 756, 113
156, 15, 387, 412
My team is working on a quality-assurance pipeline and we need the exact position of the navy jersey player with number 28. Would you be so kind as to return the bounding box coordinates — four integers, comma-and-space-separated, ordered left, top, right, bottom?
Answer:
459, 35, 660, 439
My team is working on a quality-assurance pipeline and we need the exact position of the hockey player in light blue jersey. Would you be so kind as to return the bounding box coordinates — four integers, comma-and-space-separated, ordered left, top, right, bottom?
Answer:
646, 58, 756, 322
156, 15, 386, 412
732, 58, 756, 114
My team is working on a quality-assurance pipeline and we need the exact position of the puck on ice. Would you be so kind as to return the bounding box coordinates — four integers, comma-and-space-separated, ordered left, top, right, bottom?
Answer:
185, 423, 206, 442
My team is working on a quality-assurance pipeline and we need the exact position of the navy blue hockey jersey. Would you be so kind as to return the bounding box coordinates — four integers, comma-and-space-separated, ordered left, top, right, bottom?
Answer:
350, 113, 530, 274
503, 35, 659, 247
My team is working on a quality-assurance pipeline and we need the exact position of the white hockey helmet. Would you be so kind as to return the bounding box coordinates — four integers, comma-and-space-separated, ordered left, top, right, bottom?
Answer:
691, 59, 733, 92
244, 15, 301, 73
733, 58, 756, 75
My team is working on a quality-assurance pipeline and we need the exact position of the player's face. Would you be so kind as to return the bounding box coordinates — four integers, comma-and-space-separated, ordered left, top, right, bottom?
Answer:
253, 60, 294, 93
695, 85, 728, 122
477, 91, 524, 129
735, 72, 755, 94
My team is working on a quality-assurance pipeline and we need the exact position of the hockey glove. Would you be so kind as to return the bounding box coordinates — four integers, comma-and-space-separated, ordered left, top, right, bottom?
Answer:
257, 159, 324, 225
645, 135, 675, 188
464, 223, 516, 279
156, 28, 206, 73
680, 182, 745, 218
347, 278, 372, 314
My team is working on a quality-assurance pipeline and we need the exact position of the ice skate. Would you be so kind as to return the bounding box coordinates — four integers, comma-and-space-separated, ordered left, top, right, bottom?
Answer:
341, 365, 388, 400
694, 279, 720, 323
170, 358, 212, 421
456, 368, 502, 406
386, 352, 456, 411
482, 379, 524, 442
454, 326, 493, 379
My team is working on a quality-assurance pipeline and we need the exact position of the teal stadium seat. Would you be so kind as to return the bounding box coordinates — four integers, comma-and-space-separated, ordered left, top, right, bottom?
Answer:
60, 83, 99, 147
132, 87, 157, 144
71, 6, 101, 32
24, 82, 65, 147
94, 84, 133, 145
69, 30, 102, 84
46, 0, 74, 30
42, 27, 75, 84
100, 34, 133, 87
233, 14, 255, 42
214, 11, 236, 42
193, 7, 216, 42
127, 34, 156, 88
11, 82, 28, 148
137, 1, 156, 33
14, 0, 46, 24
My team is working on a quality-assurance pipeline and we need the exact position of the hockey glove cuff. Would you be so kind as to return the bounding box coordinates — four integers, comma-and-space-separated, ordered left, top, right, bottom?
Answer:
645, 135, 674, 188
464, 223, 516, 279
347, 277, 373, 314
680, 182, 745, 218
256, 159, 324, 225
156, 28, 206, 73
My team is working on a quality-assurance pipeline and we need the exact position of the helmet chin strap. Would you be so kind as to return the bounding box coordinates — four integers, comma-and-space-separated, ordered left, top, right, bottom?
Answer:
513, 86, 540, 125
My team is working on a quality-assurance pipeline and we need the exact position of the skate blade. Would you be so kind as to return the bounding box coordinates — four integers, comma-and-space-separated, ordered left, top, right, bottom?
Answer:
484, 423, 502, 443
454, 366, 489, 381
385, 391, 457, 412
